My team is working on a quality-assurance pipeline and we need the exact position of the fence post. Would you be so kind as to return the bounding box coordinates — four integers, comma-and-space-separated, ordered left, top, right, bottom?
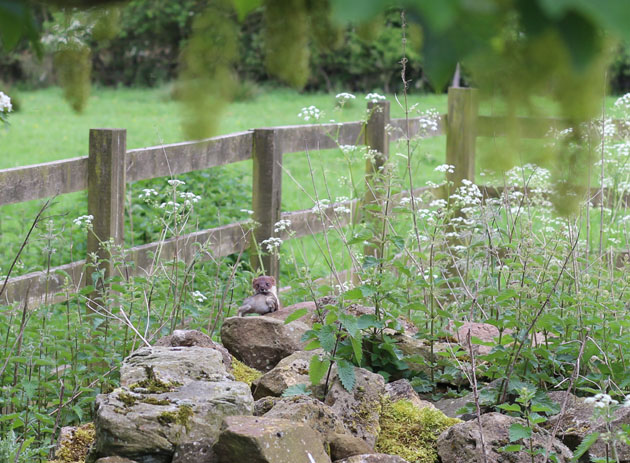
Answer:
87, 128, 127, 288
363, 100, 390, 259
446, 87, 479, 188
251, 128, 282, 282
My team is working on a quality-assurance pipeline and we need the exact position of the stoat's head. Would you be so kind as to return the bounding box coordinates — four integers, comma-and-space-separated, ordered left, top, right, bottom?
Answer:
253, 275, 276, 294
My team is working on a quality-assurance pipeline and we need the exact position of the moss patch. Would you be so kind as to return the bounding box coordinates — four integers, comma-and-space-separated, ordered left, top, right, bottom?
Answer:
157, 405, 194, 431
376, 400, 461, 463
231, 357, 263, 386
117, 392, 138, 407
142, 397, 171, 406
50, 423, 95, 463
129, 366, 181, 393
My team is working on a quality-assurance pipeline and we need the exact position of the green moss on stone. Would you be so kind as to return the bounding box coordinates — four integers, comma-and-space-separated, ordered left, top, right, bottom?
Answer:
232, 358, 263, 386
129, 366, 181, 393
50, 423, 95, 463
117, 392, 138, 407
376, 399, 461, 463
142, 397, 171, 406
157, 405, 194, 431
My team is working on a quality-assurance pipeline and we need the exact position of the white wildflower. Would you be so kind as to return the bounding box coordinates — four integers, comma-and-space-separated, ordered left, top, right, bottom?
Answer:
0, 92, 12, 113
192, 290, 207, 303
73, 215, 94, 227
261, 237, 283, 253
139, 188, 158, 200
274, 219, 292, 233
298, 105, 323, 122
240, 209, 254, 215
167, 179, 185, 187
365, 92, 386, 103
311, 199, 331, 214
179, 191, 201, 206
336, 92, 356, 104
434, 164, 455, 174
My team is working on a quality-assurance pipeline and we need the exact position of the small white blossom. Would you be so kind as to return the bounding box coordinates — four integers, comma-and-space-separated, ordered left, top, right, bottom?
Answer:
139, 188, 158, 200
261, 237, 283, 253
0, 92, 12, 113
240, 209, 254, 215
585, 393, 618, 408
192, 290, 207, 303
298, 105, 323, 122
311, 199, 331, 214
179, 191, 201, 206
336, 92, 356, 103
365, 92, 386, 103
73, 215, 94, 227
167, 179, 185, 187
434, 164, 455, 174
274, 219, 292, 233
339, 145, 358, 155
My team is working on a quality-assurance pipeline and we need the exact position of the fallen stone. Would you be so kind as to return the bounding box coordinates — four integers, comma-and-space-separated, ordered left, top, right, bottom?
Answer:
325, 366, 386, 448
120, 346, 231, 387
94, 457, 138, 463
154, 329, 232, 369
220, 316, 309, 371
334, 454, 409, 463
213, 415, 331, 463
437, 412, 573, 463
252, 350, 325, 400
385, 379, 435, 410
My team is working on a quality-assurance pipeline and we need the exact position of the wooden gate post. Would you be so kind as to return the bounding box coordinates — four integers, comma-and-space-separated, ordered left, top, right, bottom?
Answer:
87, 128, 127, 288
251, 128, 282, 282
363, 100, 390, 259
446, 87, 479, 188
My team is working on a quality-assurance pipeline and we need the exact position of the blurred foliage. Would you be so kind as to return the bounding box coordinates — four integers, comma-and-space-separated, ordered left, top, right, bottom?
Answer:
2, 0, 630, 137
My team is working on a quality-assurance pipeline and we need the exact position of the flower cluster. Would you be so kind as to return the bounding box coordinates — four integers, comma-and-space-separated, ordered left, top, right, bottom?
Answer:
434, 164, 455, 174
261, 237, 283, 253
179, 191, 201, 206
0, 92, 12, 113
615, 93, 630, 113
298, 106, 323, 122
167, 179, 185, 187
417, 108, 441, 135
365, 93, 386, 103
73, 214, 94, 228
336, 93, 356, 105
192, 290, 207, 303
585, 393, 619, 408
139, 188, 158, 201
274, 219, 292, 233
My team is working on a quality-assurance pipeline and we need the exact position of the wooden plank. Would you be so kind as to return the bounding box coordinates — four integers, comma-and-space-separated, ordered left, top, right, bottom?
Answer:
274, 121, 364, 154
446, 87, 479, 186
477, 115, 571, 139
126, 131, 254, 182
251, 129, 282, 281
389, 115, 445, 141
0, 157, 87, 206
128, 222, 251, 272
2, 260, 86, 308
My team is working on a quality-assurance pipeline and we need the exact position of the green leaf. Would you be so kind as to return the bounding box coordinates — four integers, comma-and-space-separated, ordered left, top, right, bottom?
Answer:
304, 340, 322, 351
309, 355, 330, 385
282, 384, 311, 397
284, 307, 308, 324
498, 403, 522, 413
232, 0, 261, 21
572, 431, 600, 461
501, 444, 524, 452
343, 287, 363, 300
509, 422, 532, 442
317, 325, 337, 352
336, 359, 355, 392
350, 335, 363, 364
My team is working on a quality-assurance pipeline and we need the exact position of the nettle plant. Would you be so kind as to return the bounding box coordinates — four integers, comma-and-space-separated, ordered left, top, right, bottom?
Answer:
279, 91, 630, 403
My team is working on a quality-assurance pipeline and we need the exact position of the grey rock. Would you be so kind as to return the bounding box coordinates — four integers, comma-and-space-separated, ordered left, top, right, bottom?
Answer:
214, 415, 331, 463
437, 412, 573, 463
120, 346, 232, 387
547, 395, 630, 461
154, 329, 232, 369
252, 350, 325, 400
172, 440, 216, 463
325, 367, 386, 448
220, 316, 309, 371
94, 457, 139, 463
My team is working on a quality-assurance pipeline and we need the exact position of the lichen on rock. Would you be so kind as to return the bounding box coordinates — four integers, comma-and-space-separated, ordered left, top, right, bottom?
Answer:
231, 358, 263, 386
376, 399, 460, 463
50, 423, 95, 463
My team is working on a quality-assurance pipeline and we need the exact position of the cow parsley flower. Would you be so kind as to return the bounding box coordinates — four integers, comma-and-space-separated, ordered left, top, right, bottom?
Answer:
0, 92, 12, 113
365, 92, 386, 103
192, 290, 207, 303
274, 219, 292, 233
261, 237, 283, 252
298, 106, 323, 122
73, 215, 94, 228
434, 164, 455, 174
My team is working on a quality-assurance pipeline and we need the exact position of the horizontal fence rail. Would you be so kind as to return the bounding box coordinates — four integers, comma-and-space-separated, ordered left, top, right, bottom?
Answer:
0, 88, 622, 308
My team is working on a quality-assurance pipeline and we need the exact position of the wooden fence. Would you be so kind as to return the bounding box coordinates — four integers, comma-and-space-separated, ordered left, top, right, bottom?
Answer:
0, 88, 606, 308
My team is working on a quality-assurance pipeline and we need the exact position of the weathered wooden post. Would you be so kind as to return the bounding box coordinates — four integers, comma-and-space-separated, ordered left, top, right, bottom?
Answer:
86, 128, 127, 288
363, 100, 390, 259
446, 87, 479, 188
251, 128, 282, 282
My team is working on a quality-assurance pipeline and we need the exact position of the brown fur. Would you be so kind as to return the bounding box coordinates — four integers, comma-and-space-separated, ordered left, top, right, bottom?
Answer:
238, 276, 280, 317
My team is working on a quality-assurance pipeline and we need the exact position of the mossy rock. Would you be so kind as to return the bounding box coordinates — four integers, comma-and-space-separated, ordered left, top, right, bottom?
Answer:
232, 358, 263, 386
50, 423, 95, 463
376, 399, 461, 463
